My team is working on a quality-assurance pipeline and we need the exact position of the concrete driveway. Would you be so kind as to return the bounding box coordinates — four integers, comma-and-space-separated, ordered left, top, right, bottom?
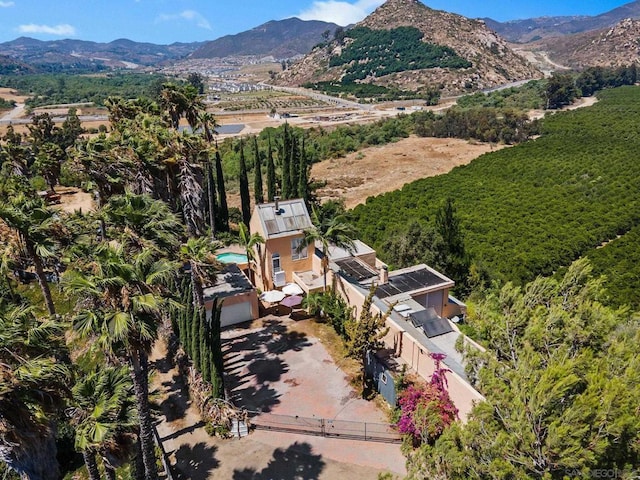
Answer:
222, 316, 406, 477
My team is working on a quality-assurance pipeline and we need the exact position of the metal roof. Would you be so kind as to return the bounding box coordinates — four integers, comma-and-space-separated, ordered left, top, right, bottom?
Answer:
253, 199, 313, 240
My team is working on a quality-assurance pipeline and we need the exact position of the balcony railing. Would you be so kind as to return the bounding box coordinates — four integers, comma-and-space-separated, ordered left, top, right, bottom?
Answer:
273, 270, 286, 287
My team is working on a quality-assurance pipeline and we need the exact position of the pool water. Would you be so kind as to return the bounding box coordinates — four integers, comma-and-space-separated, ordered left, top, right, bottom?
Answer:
216, 252, 248, 264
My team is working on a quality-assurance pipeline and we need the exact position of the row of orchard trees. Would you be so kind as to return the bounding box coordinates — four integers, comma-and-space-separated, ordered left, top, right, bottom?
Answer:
0, 82, 245, 480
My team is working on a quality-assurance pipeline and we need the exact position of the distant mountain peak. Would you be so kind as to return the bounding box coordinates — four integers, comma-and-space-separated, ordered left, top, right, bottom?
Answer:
189, 17, 342, 60
276, 0, 541, 95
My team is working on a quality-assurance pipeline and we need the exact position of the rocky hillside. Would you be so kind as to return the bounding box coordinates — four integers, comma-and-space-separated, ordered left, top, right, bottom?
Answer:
276, 0, 541, 96
486, 0, 640, 43
190, 18, 342, 60
535, 18, 640, 69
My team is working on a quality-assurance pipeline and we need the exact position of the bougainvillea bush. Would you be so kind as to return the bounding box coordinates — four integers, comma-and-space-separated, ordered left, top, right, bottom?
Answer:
397, 353, 458, 445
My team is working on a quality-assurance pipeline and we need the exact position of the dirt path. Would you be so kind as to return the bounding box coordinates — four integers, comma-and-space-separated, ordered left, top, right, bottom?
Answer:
312, 136, 506, 209
54, 186, 95, 214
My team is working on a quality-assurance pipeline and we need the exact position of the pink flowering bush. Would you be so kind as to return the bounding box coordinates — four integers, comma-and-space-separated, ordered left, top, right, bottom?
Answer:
397, 353, 458, 445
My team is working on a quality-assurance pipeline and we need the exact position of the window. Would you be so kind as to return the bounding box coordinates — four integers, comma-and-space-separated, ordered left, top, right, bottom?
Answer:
272, 253, 282, 272
291, 238, 307, 261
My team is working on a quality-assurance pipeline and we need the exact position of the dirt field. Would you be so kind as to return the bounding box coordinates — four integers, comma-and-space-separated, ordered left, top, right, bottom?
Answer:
312, 136, 507, 209
0, 87, 28, 103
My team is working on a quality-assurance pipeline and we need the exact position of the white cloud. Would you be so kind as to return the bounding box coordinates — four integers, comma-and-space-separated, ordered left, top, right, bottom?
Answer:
0, 1, 15, 6
156, 10, 212, 30
297, 0, 384, 26
18, 23, 76, 36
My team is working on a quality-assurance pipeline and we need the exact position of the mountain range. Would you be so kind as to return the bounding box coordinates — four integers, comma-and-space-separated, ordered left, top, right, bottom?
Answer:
0, 37, 203, 71
189, 17, 342, 60
485, 0, 640, 43
0, 0, 638, 80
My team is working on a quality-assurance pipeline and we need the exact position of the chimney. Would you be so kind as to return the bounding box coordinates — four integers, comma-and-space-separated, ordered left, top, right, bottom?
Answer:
274, 196, 281, 215
379, 265, 389, 284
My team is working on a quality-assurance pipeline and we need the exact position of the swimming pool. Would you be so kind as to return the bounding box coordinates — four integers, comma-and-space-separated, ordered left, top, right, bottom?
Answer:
216, 252, 248, 264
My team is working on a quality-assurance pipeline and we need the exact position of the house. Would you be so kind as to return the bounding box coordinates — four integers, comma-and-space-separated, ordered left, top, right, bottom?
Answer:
249, 197, 314, 292
249, 198, 483, 419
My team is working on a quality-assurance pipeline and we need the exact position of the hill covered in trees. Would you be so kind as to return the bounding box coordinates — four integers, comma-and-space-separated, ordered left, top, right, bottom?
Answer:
277, 0, 541, 96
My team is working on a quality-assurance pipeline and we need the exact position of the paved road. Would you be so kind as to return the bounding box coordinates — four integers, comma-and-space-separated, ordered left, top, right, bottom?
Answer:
260, 82, 373, 111
0, 103, 25, 122
0, 101, 108, 125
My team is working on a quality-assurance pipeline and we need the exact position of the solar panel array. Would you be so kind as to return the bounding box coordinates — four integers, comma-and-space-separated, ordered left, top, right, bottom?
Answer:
260, 201, 312, 237
376, 268, 445, 298
409, 308, 453, 338
336, 257, 379, 281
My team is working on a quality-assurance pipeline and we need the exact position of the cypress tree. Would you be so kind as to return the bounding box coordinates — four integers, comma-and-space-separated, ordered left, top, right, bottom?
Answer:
182, 281, 193, 354
239, 139, 252, 229
214, 143, 229, 232
191, 303, 200, 368
253, 136, 264, 205
210, 299, 225, 398
199, 308, 210, 380
281, 124, 291, 199
289, 132, 299, 198
266, 133, 277, 202
206, 157, 218, 239
298, 136, 309, 203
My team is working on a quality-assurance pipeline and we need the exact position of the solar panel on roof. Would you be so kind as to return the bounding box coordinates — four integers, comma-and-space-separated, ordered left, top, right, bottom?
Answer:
336, 257, 378, 281
292, 203, 304, 215
283, 216, 297, 230
409, 308, 453, 338
375, 268, 446, 298
294, 215, 310, 229
265, 220, 278, 235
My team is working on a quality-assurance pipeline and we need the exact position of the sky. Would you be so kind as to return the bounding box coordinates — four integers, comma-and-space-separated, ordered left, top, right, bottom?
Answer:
0, 0, 633, 45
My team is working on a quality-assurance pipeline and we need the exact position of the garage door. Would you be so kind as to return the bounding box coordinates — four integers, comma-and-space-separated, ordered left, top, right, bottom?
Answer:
220, 300, 254, 327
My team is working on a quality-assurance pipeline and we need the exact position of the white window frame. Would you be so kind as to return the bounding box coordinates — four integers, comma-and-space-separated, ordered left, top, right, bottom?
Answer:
291, 238, 308, 261
272, 253, 282, 272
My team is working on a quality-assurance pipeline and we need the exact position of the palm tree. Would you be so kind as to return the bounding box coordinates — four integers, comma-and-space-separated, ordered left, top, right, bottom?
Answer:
70, 366, 137, 480
238, 222, 264, 283
198, 111, 219, 143
159, 84, 188, 130
298, 205, 357, 291
160, 83, 204, 131
32, 142, 64, 193
0, 192, 60, 316
101, 191, 182, 255
0, 302, 70, 479
179, 237, 221, 307
63, 243, 176, 480
182, 86, 206, 131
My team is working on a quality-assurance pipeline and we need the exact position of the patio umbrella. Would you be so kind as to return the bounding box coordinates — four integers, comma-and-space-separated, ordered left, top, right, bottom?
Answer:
280, 295, 303, 308
261, 290, 286, 303
282, 283, 304, 296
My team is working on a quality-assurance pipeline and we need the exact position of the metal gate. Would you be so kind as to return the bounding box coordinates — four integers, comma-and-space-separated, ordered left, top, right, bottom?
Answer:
250, 412, 401, 443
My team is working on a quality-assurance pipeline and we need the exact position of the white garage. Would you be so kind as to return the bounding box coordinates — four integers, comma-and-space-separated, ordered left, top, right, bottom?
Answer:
204, 264, 259, 328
